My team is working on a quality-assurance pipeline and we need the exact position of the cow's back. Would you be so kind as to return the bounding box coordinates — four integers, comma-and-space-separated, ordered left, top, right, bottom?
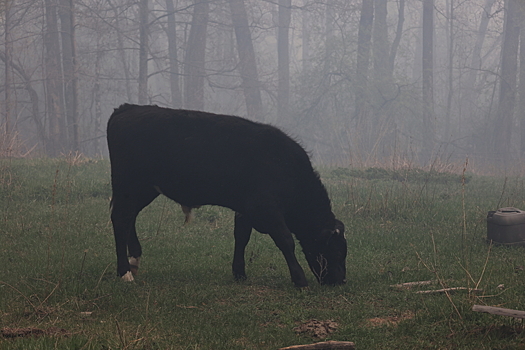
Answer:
107, 104, 314, 212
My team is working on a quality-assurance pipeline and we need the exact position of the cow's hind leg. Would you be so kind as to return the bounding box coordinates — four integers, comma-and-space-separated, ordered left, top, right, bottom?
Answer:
111, 189, 158, 281
127, 216, 141, 275
232, 212, 253, 281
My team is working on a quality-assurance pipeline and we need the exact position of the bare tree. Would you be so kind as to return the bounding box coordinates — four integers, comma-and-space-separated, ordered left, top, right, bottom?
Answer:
354, 0, 373, 126
166, 0, 182, 108
463, 0, 496, 123
493, 0, 519, 162
0, 51, 46, 148
44, 0, 66, 156
228, 0, 263, 120
301, 1, 311, 72
421, 0, 435, 161
4, 0, 12, 142
444, 0, 455, 139
388, 0, 404, 77
58, 0, 79, 151
138, 0, 149, 104
519, 2, 525, 158
184, 0, 209, 110
107, 0, 133, 102
277, 0, 291, 117
372, 0, 389, 94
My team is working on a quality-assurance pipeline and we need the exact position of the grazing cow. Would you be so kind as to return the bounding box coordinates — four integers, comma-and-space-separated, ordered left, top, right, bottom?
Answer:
107, 104, 347, 287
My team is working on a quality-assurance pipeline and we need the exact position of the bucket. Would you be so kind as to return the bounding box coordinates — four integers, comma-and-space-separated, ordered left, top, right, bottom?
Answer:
487, 207, 525, 245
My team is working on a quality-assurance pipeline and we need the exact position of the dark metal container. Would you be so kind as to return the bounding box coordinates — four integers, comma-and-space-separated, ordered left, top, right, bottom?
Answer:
487, 207, 525, 245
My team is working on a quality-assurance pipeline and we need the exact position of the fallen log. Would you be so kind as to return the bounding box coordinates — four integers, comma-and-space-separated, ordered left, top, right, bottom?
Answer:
472, 305, 525, 319
278, 340, 356, 350
416, 287, 482, 294
390, 280, 434, 288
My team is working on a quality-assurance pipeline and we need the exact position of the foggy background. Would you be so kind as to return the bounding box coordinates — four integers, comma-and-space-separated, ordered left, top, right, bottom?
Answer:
1, 0, 523, 172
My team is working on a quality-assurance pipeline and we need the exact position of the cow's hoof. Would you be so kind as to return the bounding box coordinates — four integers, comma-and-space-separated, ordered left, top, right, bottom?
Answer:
121, 271, 134, 282
129, 257, 140, 275
293, 281, 309, 288
233, 273, 247, 282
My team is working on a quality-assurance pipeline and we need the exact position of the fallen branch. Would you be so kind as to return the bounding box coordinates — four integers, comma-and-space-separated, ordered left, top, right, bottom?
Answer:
278, 340, 356, 350
416, 287, 482, 294
472, 305, 525, 319
390, 280, 435, 288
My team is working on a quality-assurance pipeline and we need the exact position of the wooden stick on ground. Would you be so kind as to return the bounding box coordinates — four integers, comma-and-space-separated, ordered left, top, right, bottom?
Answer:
390, 280, 434, 288
278, 340, 356, 350
472, 305, 525, 319
416, 287, 482, 294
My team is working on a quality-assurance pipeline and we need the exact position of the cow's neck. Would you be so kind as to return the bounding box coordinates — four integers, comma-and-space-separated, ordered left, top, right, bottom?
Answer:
289, 176, 334, 239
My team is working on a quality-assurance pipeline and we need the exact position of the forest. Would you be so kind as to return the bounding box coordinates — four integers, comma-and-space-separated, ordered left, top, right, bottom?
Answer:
1, 0, 524, 171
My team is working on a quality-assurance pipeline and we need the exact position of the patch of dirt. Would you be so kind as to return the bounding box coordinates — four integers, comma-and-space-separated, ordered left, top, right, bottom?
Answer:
1, 327, 70, 338
366, 311, 414, 327
294, 319, 338, 339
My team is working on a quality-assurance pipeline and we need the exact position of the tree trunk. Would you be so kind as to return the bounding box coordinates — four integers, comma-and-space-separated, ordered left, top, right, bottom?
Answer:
4, 0, 12, 143
183, 0, 209, 110
58, 0, 79, 152
354, 0, 373, 125
354, 0, 374, 161
372, 0, 389, 91
277, 0, 291, 117
138, 0, 149, 104
444, 0, 454, 140
92, 36, 103, 156
166, 0, 182, 108
228, 0, 263, 120
421, 0, 435, 162
0, 52, 47, 150
519, 2, 525, 158
388, 0, 404, 77
44, 0, 65, 156
494, 0, 520, 162
463, 0, 496, 123
107, 0, 133, 102
301, 2, 310, 72
371, 0, 395, 160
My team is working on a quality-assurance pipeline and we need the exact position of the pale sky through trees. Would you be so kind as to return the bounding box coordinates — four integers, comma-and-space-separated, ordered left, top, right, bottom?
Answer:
1, 0, 524, 172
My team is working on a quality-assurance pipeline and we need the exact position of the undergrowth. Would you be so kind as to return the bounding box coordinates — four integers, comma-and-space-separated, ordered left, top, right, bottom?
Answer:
1, 158, 525, 349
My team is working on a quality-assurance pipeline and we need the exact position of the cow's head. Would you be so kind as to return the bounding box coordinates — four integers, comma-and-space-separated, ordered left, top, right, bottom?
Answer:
305, 219, 347, 285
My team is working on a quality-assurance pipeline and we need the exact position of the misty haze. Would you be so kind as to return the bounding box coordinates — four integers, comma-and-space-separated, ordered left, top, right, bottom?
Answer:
5, 1, 525, 349
1, 0, 523, 173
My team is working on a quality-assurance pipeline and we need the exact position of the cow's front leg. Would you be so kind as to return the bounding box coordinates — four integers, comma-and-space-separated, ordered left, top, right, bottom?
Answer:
127, 218, 142, 276
250, 207, 309, 287
268, 227, 309, 287
111, 197, 137, 282
232, 212, 253, 281
110, 189, 158, 281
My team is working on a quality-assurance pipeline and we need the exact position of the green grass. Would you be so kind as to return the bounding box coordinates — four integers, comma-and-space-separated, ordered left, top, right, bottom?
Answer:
2, 158, 525, 349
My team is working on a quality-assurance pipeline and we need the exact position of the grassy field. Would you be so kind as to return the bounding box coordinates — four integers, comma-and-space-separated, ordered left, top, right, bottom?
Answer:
2, 157, 525, 349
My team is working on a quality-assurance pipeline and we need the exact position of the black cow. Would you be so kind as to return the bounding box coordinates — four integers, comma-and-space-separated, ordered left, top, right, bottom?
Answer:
107, 104, 347, 287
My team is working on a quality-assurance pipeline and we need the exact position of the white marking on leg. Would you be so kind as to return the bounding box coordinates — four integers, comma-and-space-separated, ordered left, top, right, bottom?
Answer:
129, 256, 140, 275
129, 256, 140, 268
121, 271, 134, 282
181, 205, 194, 224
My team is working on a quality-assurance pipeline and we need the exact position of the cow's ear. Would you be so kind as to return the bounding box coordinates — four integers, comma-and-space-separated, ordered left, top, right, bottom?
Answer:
334, 228, 345, 239
334, 220, 345, 238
